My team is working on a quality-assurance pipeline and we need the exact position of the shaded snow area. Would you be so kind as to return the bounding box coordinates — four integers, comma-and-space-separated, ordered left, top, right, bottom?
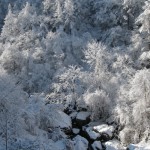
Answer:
91, 141, 103, 150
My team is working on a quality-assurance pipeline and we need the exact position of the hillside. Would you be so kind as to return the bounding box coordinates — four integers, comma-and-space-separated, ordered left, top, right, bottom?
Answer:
0, 0, 150, 149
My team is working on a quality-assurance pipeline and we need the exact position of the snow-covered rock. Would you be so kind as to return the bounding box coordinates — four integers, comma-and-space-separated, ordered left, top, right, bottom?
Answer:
70, 112, 78, 120
105, 140, 126, 150
76, 111, 91, 127
25, 95, 72, 131
84, 127, 100, 140
55, 139, 74, 150
48, 127, 67, 142
54, 110, 72, 129
55, 140, 66, 150
91, 141, 103, 150
73, 135, 89, 150
73, 128, 80, 134
41, 109, 72, 131
128, 143, 150, 150
93, 124, 115, 138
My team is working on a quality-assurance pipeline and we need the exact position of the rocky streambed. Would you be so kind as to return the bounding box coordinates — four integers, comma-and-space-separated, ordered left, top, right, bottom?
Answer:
65, 109, 125, 150
46, 105, 150, 150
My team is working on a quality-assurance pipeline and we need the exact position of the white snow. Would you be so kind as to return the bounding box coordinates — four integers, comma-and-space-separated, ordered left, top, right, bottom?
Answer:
105, 140, 126, 150
76, 111, 91, 121
55, 140, 74, 150
85, 127, 100, 140
140, 51, 150, 61
54, 110, 72, 129
26, 95, 72, 129
0, 0, 150, 149
93, 124, 115, 137
55, 140, 66, 150
91, 141, 103, 150
128, 143, 150, 150
73, 135, 89, 150
73, 128, 80, 134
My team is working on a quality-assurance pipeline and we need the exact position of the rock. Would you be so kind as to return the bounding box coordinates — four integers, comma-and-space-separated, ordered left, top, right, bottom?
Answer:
73, 135, 89, 150
55, 140, 67, 150
72, 128, 80, 134
128, 143, 150, 150
53, 110, 72, 130
91, 141, 103, 150
100, 133, 111, 142
84, 127, 100, 141
76, 97, 88, 111
48, 127, 67, 141
76, 111, 91, 127
70, 112, 78, 128
64, 104, 75, 115
93, 124, 115, 141
105, 140, 126, 150
39, 107, 72, 132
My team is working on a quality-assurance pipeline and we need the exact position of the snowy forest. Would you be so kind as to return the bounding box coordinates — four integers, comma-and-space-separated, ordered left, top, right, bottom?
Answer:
0, 0, 150, 149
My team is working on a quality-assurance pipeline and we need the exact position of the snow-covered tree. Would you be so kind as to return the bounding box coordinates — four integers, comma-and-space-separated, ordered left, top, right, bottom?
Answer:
0, 67, 26, 150
84, 40, 112, 92
0, 4, 55, 93
1, 5, 17, 38
116, 69, 150, 145
136, 0, 150, 51
135, 1, 150, 68
0, 0, 150, 147
47, 66, 84, 110
84, 90, 111, 121
91, 0, 122, 29
122, 0, 145, 29
85, 41, 109, 75
129, 69, 150, 142
136, 0, 150, 36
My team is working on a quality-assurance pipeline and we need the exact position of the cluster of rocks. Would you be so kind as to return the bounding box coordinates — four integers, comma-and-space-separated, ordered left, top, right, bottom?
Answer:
68, 110, 126, 150
46, 107, 150, 150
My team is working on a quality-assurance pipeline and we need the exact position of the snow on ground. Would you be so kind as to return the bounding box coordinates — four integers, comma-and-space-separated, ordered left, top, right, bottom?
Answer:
128, 143, 150, 150
105, 140, 126, 150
